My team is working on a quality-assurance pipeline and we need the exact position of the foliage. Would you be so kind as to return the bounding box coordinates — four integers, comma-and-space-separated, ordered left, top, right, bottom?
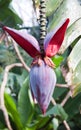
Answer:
0, 0, 81, 130
0, 0, 23, 27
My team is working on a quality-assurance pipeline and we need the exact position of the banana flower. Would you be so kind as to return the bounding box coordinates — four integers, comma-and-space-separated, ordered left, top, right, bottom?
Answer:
3, 18, 69, 114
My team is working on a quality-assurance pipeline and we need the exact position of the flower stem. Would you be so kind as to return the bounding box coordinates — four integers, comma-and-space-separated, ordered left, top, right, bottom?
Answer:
39, 0, 47, 56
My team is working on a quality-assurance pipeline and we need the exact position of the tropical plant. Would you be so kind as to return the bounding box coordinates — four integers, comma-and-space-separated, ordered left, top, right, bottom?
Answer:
0, 0, 81, 130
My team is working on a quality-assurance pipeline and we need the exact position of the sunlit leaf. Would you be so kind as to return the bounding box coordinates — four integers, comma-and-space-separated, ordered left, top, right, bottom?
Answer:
72, 61, 81, 84
72, 83, 81, 97
48, 0, 81, 31
67, 39, 81, 71
71, 61, 81, 97
46, 0, 64, 16
59, 18, 81, 53
33, 0, 64, 17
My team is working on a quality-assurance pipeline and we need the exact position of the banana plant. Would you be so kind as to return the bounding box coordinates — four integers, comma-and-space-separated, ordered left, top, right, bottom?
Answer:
0, 0, 81, 130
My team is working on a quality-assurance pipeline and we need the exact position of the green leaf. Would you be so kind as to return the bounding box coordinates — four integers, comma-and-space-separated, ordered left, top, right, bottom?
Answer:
72, 83, 81, 97
68, 39, 81, 71
71, 61, 81, 96
65, 40, 81, 96
0, 110, 6, 128
52, 55, 63, 67
46, 104, 68, 121
46, 0, 64, 16
72, 61, 81, 84
53, 67, 67, 99
0, 129, 8, 130
64, 93, 81, 120
2, 72, 23, 95
18, 77, 34, 127
59, 18, 81, 53
48, 0, 81, 31
4, 93, 23, 130
1, 8, 22, 27
0, 121, 5, 129
55, 67, 65, 84
0, 0, 22, 27
73, 113, 81, 129
0, 0, 12, 8
71, 35, 81, 48
0, 45, 16, 67
27, 116, 53, 130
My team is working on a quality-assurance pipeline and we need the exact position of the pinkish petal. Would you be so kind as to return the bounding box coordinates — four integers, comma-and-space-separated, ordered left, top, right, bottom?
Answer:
29, 60, 56, 114
44, 18, 70, 57
3, 26, 40, 58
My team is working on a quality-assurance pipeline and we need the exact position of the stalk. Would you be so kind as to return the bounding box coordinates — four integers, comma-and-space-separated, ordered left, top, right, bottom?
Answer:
39, 0, 47, 56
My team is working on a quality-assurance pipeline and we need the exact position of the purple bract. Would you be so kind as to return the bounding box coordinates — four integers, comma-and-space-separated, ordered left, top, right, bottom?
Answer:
30, 59, 56, 114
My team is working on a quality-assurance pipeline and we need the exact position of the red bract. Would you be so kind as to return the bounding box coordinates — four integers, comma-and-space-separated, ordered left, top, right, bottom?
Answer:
44, 18, 69, 57
3, 26, 40, 58
3, 18, 69, 58
3, 18, 70, 114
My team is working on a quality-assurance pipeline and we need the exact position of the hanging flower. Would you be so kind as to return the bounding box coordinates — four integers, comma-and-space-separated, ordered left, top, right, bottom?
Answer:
3, 18, 69, 114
